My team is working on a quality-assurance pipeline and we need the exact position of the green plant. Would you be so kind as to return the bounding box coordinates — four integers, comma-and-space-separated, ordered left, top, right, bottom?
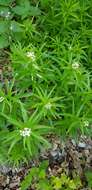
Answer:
0, 0, 92, 167
10, 43, 40, 86
51, 174, 82, 190
31, 86, 63, 119
0, 110, 53, 165
85, 170, 92, 188
20, 161, 82, 190
0, 0, 41, 48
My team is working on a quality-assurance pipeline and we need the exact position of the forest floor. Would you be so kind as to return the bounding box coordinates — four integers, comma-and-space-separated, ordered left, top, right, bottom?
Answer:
0, 136, 92, 190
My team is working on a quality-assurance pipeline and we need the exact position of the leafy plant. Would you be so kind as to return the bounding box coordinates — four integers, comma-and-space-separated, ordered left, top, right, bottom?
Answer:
20, 161, 82, 190
0, 110, 53, 165
85, 170, 92, 188
0, 0, 92, 167
12, 0, 41, 19
0, 0, 41, 48
31, 86, 63, 118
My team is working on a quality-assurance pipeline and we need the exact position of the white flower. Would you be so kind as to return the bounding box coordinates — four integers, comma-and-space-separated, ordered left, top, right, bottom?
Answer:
6, 11, 11, 18
0, 97, 4, 103
72, 62, 80, 69
20, 128, 32, 137
84, 121, 89, 127
0, 11, 11, 18
26, 51, 36, 61
44, 102, 52, 110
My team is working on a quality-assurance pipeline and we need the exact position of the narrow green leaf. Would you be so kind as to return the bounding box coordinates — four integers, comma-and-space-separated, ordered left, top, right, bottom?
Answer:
8, 136, 20, 154
0, 113, 22, 128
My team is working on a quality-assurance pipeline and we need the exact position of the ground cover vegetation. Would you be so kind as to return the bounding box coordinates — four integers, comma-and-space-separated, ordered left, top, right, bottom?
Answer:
0, 0, 92, 189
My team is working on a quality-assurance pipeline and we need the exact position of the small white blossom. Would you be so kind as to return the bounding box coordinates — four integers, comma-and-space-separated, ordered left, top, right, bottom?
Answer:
72, 62, 80, 69
20, 128, 32, 137
26, 51, 36, 61
0, 97, 4, 102
44, 102, 52, 110
84, 121, 89, 127
6, 11, 11, 18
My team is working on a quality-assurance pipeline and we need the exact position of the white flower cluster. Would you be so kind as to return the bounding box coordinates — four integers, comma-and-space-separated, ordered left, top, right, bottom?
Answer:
44, 102, 52, 110
20, 128, 32, 137
26, 51, 36, 61
84, 120, 89, 127
0, 97, 4, 103
72, 62, 80, 69
0, 11, 11, 18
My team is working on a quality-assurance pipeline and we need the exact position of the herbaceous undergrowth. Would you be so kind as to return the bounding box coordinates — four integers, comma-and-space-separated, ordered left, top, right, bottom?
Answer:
0, 0, 92, 165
